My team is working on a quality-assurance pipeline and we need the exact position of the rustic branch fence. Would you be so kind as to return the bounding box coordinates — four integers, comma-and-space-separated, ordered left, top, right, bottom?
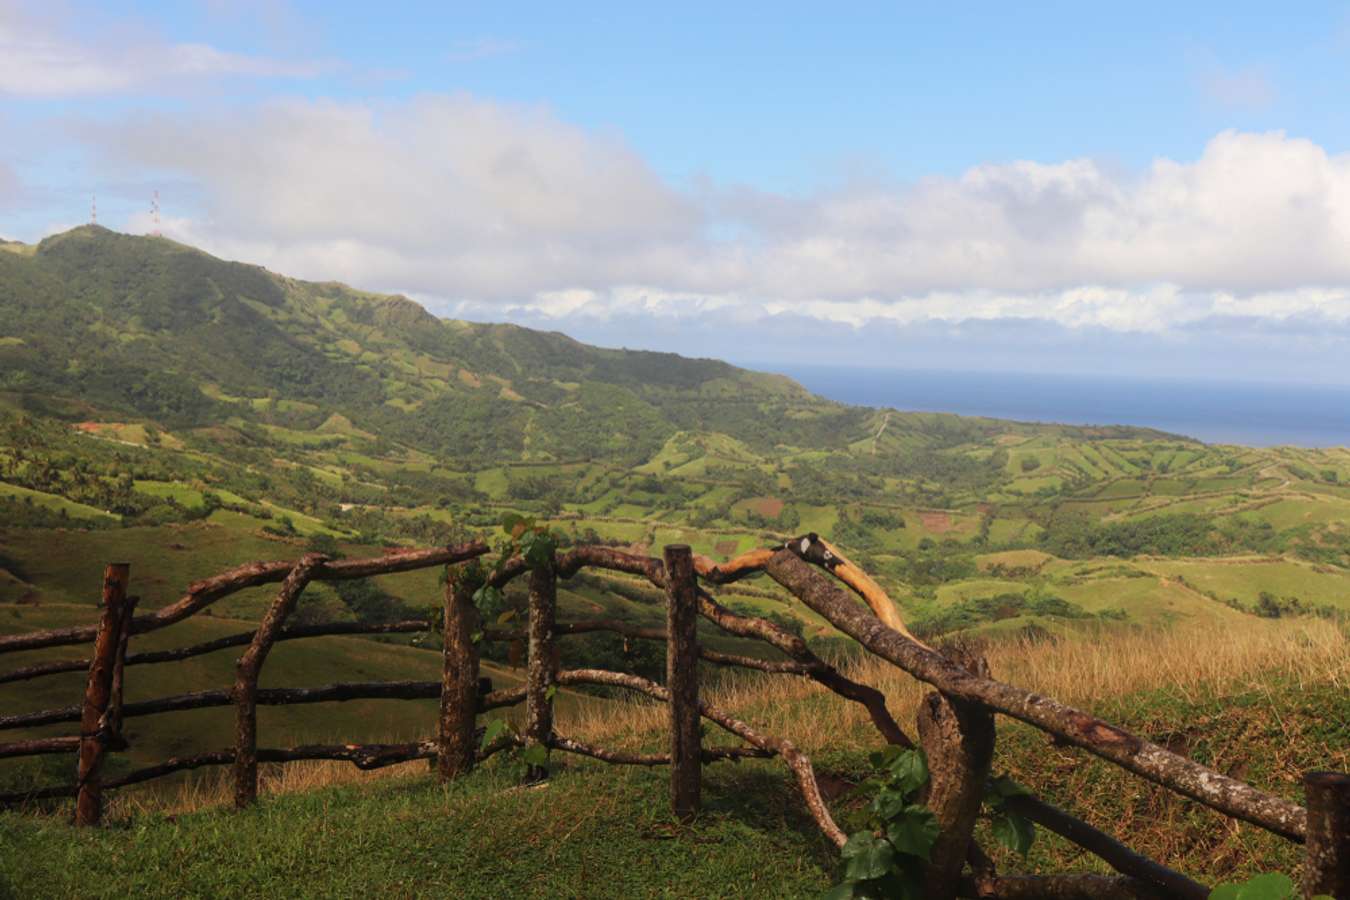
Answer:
0, 534, 1345, 899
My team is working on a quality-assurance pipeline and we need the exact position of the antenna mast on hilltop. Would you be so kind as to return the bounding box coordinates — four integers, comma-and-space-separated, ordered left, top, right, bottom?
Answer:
90, 193, 97, 225
150, 190, 161, 236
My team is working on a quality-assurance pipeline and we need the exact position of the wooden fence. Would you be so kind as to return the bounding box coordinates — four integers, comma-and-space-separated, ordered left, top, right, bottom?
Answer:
0, 534, 1345, 899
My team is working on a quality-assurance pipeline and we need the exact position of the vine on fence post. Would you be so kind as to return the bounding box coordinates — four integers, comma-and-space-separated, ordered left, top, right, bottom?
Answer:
471, 514, 559, 779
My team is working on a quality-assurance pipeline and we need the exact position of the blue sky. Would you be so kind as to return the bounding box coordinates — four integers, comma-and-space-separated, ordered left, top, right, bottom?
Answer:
5, 1, 1350, 382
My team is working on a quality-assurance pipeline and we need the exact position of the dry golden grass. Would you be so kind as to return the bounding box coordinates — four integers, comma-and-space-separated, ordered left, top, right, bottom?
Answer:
562, 617, 1349, 758
107, 616, 1347, 816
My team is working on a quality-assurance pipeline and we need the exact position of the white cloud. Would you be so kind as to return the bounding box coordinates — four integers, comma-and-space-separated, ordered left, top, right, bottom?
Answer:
73, 93, 1350, 352
0, 2, 327, 96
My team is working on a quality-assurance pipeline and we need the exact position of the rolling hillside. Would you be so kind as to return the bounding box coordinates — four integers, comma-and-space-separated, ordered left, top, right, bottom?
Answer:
2, 227, 1349, 798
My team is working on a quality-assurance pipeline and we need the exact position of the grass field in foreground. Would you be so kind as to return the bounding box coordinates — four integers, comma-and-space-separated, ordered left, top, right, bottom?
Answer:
0, 618, 1344, 897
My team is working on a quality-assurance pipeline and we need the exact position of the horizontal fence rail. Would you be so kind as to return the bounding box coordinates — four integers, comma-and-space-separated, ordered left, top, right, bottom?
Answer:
0, 532, 1343, 899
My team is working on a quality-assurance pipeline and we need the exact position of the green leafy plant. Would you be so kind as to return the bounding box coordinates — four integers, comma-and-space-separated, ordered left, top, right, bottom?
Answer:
1208, 872, 1330, 900
824, 747, 940, 899
470, 513, 559, 620
983, 774, 1035, 857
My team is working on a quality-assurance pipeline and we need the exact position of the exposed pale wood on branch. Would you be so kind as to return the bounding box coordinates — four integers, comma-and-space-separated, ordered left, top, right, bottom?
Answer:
556, 667, 848, 848
1003, 795, 1209, 900
75, 564, 133, 826
234, 553, 326, 808
694, 548, 776, 584
0, 541, 489, 654
0, 620, 438, 685
786, 533, 927, 646
764, 550, 1308, 842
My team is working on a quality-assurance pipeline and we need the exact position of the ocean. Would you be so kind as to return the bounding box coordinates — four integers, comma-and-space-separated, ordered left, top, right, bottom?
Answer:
772, 366, 1350, 448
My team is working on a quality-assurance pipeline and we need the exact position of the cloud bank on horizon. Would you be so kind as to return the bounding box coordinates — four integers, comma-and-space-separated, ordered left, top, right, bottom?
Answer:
4, 1, 1350, 382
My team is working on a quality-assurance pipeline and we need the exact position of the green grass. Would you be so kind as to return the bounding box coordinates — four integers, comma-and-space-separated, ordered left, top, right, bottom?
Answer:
0, 759, 836, 899
0, 483, 118, 522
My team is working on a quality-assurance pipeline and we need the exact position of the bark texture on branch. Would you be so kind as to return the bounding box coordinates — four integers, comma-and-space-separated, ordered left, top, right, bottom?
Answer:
0, 620, 438, 686
0, 541, 488, 655
696, 589, 914, 749
0, 738, 527, 806
75, 564, 132, 827
483, 619, 817, 675
524, 557, 558, 782
664, 545, 701, 822
438, 564, 480, 782
917, 668, 995, 899
1004, 795, 1208, 900
765, 550, 1307, 841
1303, 770, 1350, 899
233, 553, 325, 809
558, 545, 666, 585
556, 667, 847, 848
2, 680, 460, 730
0, 736, 81, 759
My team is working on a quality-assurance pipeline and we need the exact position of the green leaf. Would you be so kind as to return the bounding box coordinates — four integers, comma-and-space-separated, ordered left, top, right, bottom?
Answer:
544, 684, 557, 701
841, 834, 894, 882
500, 512, 525, 535
479, 719, 508, 751
521, 744, 549, 768
870, 788, 908, 821
1208, 887, 1240, 900
986, 774, 1032, 799
885, 806, 940, 861
991, 811, 1035, 857
472, 584, 504, 617
820, 883, 857, 900
496, 609, 516, 624
520, 529, 556, 568
1235, 873, 1295, 900
868, 746, 903, 770
888, 749, 929, 797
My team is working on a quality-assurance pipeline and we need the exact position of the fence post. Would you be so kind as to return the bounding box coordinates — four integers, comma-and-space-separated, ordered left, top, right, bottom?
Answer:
74, 563, 132, 826
1304, 770, 1350, 899
524, 553, 557, 783
233, 553, 325, 809
663, 544, 701, 822
438, 563, 481, 781
916, 653, 994, 899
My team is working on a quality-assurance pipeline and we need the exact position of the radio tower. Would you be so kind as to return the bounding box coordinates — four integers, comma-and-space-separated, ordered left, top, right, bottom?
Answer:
90, 193, 97, 225
150, 190, 161, 236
